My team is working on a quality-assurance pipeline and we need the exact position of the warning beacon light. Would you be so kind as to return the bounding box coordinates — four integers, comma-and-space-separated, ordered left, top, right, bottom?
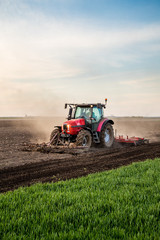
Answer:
105, 98, 108, 106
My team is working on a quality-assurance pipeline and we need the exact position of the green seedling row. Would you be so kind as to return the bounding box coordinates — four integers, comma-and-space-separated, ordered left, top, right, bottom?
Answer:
0, 158, 160, 240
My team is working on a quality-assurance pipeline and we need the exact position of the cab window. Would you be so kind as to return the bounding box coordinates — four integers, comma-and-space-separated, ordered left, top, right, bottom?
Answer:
75, 107, 91, 119
92, 107, 102, 122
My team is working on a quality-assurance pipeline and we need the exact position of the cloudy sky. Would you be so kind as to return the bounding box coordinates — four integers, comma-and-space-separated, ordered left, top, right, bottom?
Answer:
0, 0, 160, 116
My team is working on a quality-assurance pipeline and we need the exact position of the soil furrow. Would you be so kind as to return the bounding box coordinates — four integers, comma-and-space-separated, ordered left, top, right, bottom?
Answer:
0, 122, 160, 193
1, 142, 160, 193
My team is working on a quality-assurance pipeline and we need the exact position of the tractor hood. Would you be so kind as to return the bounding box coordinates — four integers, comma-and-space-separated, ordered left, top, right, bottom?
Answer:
63, 118, 85, 127
62, 118, 86, 135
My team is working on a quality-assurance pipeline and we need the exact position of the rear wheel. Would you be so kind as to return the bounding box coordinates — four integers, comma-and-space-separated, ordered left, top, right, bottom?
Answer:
50, 128, 60, 145
100, 123, 114, 147
76, 129, 92, 148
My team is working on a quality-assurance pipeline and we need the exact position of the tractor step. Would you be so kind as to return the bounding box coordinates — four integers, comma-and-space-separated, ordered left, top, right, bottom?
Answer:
93, 132, 100, 143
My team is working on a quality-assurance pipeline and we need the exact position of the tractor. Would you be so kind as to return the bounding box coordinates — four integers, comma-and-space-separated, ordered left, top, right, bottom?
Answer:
50, 99, 114, 148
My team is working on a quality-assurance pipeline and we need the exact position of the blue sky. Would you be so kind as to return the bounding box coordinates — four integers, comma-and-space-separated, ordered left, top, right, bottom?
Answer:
0, 0, 160, 116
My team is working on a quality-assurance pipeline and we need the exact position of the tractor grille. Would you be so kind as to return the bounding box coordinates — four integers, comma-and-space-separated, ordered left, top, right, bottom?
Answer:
63, 124, 67, 131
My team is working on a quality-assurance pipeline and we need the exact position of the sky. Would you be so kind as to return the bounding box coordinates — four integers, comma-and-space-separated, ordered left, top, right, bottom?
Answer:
0, 0, 160, 117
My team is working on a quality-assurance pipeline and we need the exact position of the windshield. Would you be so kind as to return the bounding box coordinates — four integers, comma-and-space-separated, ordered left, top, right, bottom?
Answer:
75, 107, 91, 119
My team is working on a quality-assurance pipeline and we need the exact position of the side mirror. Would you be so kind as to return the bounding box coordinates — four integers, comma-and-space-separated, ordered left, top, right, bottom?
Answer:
64, 103, 67, 109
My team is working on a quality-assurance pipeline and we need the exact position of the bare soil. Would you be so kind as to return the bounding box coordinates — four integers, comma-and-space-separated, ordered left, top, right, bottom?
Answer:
0, 118, 160, 193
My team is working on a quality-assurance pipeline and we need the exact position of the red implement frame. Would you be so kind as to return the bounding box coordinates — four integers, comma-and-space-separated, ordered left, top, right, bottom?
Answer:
115, 135, 149, 146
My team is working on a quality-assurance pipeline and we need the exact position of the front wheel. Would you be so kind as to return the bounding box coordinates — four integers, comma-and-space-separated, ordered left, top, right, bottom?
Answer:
76, 129, 92, 148
100, 123, 114, 147
50, 128, 61, 145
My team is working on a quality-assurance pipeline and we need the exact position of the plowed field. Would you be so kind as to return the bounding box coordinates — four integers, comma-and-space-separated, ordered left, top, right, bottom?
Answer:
0, 118, 160, 193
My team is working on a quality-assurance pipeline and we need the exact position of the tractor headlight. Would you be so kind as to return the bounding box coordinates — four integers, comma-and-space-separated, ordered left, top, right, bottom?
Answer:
67, 124, 70, 131
63, 124, 70, 133
63, 124, 67, 131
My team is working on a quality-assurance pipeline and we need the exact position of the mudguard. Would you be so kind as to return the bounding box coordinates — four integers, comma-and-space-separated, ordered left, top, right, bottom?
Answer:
55, 126, 61, 130
97, 118, 114, 132
82, 127, 93, 135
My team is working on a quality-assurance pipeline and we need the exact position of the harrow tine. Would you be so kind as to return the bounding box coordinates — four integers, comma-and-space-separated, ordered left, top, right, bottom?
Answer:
47, 133, 58, 146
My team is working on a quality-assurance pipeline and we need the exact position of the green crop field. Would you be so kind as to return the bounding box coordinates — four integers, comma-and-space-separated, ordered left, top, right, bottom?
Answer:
0, 158, 160, 240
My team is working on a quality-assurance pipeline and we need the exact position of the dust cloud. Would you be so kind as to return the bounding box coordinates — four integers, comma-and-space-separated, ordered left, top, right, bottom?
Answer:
28, 117, 65, 143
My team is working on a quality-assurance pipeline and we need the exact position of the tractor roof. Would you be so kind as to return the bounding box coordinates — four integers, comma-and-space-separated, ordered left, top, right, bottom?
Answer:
65, 103, 106, 109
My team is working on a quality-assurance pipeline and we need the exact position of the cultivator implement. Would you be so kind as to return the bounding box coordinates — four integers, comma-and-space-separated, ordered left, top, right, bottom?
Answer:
115, 135, 149, 146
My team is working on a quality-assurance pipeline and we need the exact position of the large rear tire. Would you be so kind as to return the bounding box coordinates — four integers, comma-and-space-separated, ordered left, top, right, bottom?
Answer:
76, 129, 92, 148
100, 123, 114, 147
50, 128, 60, 145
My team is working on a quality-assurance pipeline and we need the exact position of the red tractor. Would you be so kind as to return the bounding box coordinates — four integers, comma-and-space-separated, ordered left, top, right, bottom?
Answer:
50, 99, 114, 148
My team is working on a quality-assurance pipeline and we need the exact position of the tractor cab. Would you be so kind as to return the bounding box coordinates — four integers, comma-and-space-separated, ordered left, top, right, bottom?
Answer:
72, 104, 104, 132
74, 105, 103, 122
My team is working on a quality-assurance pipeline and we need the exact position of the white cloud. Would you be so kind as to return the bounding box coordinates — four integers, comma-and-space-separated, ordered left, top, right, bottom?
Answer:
0, 17, 160, 81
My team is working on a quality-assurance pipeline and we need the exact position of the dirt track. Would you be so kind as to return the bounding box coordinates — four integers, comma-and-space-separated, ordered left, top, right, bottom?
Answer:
0, 118, 160, 193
